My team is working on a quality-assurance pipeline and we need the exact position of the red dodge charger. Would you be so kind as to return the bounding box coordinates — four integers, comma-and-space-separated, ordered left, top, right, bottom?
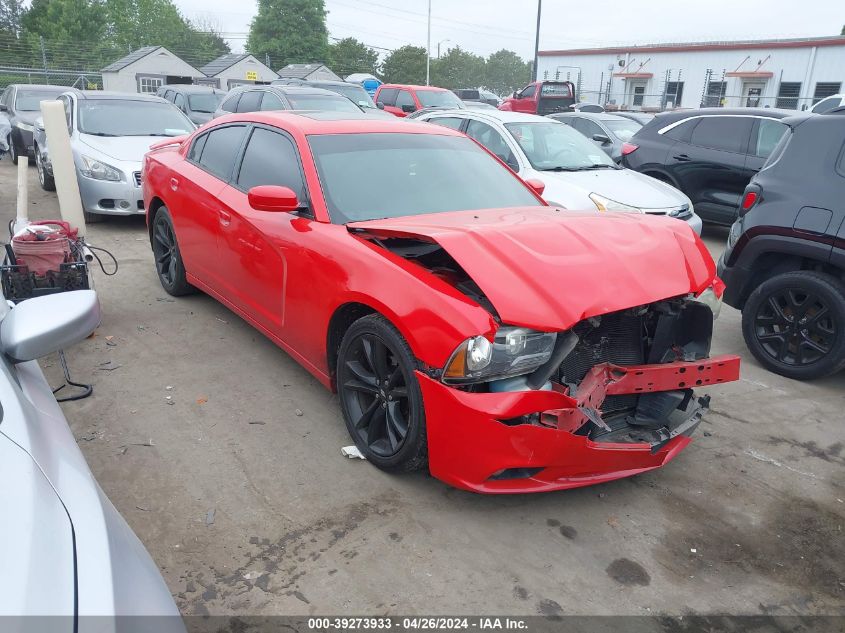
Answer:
143, 111, 739, 493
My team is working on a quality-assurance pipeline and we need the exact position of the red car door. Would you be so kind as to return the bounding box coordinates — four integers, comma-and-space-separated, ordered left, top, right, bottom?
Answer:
213, 125, 303, 334
512, 84, 537, 114
168, 124, 247, 291
375, 87, 402, 117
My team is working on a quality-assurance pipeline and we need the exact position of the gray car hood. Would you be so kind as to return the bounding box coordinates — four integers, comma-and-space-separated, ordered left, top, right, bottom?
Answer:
539, 167, 688, 210
78, 134, 162, 163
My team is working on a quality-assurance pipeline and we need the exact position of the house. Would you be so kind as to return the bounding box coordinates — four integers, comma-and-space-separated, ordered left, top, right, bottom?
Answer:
276, 63, 341, 82
200, 54, 278, 89
537, 36, 845, 111
101, 46, 205, 94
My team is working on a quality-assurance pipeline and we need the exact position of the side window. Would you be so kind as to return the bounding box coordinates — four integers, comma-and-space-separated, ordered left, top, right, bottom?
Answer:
221, 93, 240, 112
395, 90, 415, 111
236, 127, 305, 199
174, 93, 186, 110
812, 97, 838, 114
376, 88, 398, 106
663, 118, 698, 142
236, 90, 262, 113
426, 117, 463, 130
837, 143, 845, 176
520, 84, 535, 98
572, 118, 604, 139
752, 119, 788, 158
197, 125, 247, 181
689, 117, 752, 153
260, 92, 285, 111
58, 95, 72, 129
0, 86, 10, 107
188, 133, 208, 162
465, 119, 517, 171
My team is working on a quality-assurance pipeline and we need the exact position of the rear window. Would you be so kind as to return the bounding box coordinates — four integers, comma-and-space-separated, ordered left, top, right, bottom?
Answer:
286, 94, 360, 112
540, 83, 573, 97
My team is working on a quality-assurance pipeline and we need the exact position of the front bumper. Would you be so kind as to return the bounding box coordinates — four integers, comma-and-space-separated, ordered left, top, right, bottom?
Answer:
420, 354, 740, 493
77, 169, 145, 216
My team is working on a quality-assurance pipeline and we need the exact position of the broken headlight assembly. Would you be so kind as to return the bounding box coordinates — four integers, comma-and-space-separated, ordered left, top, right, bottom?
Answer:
691, 279, 725, 319
442, 327, 557, 385
588, 193, 643, 213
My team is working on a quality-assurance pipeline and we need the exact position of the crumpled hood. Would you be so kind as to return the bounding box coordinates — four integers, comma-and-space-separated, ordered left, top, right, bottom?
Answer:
78, 134, 161, 163
527, 167, 690, 210
350, 207, 716, 330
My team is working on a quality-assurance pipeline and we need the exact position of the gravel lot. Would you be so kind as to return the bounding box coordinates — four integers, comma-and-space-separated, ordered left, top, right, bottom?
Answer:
2, 158, 843, 618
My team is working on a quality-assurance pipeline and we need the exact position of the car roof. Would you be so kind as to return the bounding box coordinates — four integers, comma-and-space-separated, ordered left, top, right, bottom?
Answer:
417, 108, 553, 124
159, 84, 222, 93
75, 90, 168, 102
379, 84, 450, 92
206, 110, 466, 136
654, 107, 793, 121
9, 84, 68, 93
553, 111, 635, 122
232, 85, 344, 97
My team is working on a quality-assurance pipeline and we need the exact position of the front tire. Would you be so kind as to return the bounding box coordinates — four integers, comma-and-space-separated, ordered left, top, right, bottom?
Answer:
35, 145, 55, 191
742, 271, 845, 380
82, 209, 105, 224
151, 206, 194, 296
337, 314, 427, 472
8, 134, 19, 165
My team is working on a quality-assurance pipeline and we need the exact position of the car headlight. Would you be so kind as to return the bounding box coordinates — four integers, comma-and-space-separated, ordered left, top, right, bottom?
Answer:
589, 193, 642, 213
443, 327, 558, 384
16, 122, 34, 132
79, 155, 122, 181
667, 203, 691, 218
692, 280, 725, 319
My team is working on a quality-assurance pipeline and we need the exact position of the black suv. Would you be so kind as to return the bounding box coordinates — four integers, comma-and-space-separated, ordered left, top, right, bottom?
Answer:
717, 111, 845, 379
623, 108, 792, 225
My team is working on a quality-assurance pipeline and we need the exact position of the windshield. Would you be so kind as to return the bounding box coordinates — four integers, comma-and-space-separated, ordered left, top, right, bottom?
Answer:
188, 93, 222, 113
15, 90, 64, 111
286, 94, 362, 113
504, 121, 616, 171
417, 90, 463, 109
78, 100, 194, 136
314, 83, 376, 108
604, 119, 642, 141
308, 133, 541, 223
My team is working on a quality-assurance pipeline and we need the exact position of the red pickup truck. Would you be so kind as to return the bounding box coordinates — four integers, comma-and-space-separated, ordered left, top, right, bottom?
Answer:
499, 80, 576, 115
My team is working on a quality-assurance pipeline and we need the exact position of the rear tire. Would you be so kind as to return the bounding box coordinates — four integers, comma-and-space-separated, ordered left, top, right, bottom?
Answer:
337, 314, 427, 472
151, 206, 194, 296
742, 271, 845, 380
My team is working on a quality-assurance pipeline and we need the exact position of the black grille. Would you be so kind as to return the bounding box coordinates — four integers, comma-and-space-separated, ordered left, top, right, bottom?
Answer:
558, 311, 645, 415
133, 172, 142, 187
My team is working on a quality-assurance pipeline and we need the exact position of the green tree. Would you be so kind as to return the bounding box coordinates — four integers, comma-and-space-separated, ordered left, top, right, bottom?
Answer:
20, 0, 108, 68
0, 0, 24, 34
430, 45, 485, 89
247, 0, 328, 70
484, 49, 530, 96
381, 45, 427, 84
328, 37, 378, 78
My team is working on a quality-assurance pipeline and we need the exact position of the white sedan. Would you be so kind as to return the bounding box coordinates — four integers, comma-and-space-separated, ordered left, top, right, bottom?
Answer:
412, 109, 703, 235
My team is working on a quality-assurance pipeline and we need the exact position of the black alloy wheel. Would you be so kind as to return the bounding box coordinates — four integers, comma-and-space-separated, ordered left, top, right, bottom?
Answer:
337, 315, 427, 471
151, 207, 194, 296
742, 271, 845, 380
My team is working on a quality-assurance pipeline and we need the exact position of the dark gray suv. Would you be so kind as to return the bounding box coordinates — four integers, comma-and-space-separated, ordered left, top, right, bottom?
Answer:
1, 84, 68, 164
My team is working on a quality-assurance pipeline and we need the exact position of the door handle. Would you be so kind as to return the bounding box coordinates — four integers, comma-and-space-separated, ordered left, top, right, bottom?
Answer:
218, 210, 231, 227
169, 177, 179, 191
673, 154, 691, 162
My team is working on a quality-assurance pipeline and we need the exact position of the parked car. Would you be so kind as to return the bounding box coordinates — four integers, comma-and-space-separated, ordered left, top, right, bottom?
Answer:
499, 80, 576, 115
0, 83, 68, 164
549, 111, 644, 161
614, 111, 655, 126
33, 91, 195, 222
570, 103, 605, 113
454, 88, 501, 107
717, 112, 845, 379
462, 101, 499, 110
0, 290, 183, 626
414, 109, 702, 234
271, 79, 394, 118
214, 84, 364, 119
622, 108, 792, 225
374, 84, 464, 117
810, 93, 845, 114
142, 110, 738, 493
156, 84, 224, 125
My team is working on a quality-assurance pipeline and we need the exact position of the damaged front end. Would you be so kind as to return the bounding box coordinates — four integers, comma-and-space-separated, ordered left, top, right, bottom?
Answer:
420, 298, 740, 493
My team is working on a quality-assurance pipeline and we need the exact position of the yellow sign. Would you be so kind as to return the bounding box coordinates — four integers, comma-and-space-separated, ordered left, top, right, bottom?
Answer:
245, 71, 258, 81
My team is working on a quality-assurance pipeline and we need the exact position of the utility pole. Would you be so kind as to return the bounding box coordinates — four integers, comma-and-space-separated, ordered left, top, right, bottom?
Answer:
532, 0, 542, 81
425, 0, 432, 85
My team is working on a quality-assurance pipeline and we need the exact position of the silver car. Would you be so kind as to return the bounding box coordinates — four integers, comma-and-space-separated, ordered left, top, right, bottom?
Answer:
0, 290, 184, 627
33, 91, 195, 223
549, 111, 645, 162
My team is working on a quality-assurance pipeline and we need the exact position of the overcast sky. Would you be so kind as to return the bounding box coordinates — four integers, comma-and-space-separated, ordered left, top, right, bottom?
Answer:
173, 0, 843, 59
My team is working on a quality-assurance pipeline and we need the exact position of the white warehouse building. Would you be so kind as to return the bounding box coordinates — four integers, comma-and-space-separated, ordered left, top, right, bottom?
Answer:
537, 35, 845, 112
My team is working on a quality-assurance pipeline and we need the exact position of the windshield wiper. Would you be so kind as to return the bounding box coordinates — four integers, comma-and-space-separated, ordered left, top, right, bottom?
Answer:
83, 132, 118, 137
540, 164, 617, 172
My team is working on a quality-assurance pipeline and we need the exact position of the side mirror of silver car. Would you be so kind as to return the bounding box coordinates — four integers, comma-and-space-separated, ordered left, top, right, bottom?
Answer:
0, 291, 101, 362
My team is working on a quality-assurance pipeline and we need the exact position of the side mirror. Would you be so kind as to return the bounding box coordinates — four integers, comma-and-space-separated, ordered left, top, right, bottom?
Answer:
248, 185, 300, 212
592, 134, 611, 145
401, 104, 416, 113
524, 178, 545, 196
376, 102, 385, 110
1, 291, 101, 362
512, 91, 519, 99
